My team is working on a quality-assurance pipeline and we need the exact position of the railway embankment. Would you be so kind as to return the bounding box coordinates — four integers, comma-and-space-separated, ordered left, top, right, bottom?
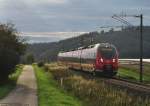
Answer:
43, 63, 150, 106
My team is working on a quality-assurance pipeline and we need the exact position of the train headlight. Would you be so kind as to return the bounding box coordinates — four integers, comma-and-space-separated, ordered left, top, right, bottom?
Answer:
100, 58, 103, 62
113, 59, 116, 62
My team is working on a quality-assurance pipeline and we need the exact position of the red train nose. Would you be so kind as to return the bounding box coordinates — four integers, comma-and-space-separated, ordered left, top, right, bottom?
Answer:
105, 60, 111, 64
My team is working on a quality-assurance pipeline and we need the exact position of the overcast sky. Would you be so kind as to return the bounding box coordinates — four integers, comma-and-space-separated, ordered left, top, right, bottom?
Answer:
0, 0, 150, 43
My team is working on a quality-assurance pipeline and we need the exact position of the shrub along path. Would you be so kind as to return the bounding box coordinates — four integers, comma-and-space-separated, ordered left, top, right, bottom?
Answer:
0, 65, 38, 106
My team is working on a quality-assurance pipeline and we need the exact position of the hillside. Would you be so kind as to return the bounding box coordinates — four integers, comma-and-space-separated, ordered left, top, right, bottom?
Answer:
22, 26, 150, 62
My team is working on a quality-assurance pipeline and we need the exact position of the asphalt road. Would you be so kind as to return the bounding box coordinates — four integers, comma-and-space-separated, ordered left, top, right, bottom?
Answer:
0, 65, 38, 106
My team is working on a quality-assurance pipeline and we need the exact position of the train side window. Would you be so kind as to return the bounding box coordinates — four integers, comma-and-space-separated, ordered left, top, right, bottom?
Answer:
82, 46, 88, 49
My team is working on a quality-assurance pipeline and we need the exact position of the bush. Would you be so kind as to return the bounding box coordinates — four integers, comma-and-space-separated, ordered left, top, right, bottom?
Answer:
0, 23, 26, 83
38, 61, 44, 67
44, 63, 70, 80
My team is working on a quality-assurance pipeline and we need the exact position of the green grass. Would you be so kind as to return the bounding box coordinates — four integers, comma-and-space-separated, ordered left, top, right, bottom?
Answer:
0, 65, 23, 99
33, 65, 82, 106
118, 63, 150, 83
0, 84, 15, 99
118, 68, 150, 83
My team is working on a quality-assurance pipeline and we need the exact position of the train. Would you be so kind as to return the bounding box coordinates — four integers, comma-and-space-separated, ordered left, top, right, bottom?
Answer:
57, 43, 118, 76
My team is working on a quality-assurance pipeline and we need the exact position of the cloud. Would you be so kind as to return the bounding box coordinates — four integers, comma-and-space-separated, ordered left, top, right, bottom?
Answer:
24, 0, 68, 5
20, 31, 87, 43
21, 32, 86, 38
0, 0, 150, 34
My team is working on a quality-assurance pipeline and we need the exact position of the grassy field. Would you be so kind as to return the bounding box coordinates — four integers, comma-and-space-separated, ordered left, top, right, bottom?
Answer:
118, 63, 150, 83
0, 65, 23, 99
33, 65, 82, 106
44, 63, 150, 106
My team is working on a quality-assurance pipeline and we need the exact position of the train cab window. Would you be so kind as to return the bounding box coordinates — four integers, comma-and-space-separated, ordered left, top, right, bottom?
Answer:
88, 45, 95, 48
82, 46, 88, 49
99, 47, 116, 59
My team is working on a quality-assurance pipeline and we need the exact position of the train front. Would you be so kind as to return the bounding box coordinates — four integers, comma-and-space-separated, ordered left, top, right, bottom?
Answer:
95, 44, 118, 76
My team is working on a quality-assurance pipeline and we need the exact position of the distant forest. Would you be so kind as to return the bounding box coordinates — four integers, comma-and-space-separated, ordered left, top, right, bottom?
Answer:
21, 26, 150, 63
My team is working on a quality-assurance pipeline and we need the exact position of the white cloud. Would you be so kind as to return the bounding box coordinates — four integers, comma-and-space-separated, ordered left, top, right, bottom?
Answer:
20, 32, 86, 38
25, 0, 68, 5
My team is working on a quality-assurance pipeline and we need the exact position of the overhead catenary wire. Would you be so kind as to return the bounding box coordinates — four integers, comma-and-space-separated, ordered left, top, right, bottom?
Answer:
112, 15, 134, 27
112, 13, 143, 83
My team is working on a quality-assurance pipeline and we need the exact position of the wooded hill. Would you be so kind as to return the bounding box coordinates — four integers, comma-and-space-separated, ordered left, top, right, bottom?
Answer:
22, 26, 150, 63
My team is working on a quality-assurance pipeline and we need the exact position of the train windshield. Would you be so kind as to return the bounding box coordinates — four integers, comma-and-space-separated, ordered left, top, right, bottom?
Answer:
99, 47, 116, 59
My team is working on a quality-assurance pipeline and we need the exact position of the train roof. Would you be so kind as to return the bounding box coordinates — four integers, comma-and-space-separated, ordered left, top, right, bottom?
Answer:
59, 43, 115, 53
97, 43, 115, 48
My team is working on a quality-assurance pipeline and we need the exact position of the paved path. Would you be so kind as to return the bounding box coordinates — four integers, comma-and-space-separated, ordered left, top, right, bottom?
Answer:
0, 65, 38, 106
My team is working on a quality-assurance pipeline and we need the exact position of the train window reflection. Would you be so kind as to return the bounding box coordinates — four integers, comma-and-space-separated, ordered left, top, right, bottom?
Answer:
100, 47, 116, 59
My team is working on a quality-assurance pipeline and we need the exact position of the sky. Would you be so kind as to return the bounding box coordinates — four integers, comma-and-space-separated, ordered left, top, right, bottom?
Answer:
0, 0, 150, 43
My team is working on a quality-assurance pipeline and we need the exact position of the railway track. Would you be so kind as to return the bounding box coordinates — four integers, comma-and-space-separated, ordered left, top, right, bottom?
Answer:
104, 77, 150, 95
70, 69, 150, 96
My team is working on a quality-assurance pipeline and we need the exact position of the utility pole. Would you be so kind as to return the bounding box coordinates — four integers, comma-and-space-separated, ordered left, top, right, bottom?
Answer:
140, 14, 143, 82
112, 14, 143, 82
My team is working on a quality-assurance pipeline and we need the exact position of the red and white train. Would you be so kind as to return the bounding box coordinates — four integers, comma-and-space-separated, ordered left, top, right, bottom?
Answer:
58, 43, 118, 76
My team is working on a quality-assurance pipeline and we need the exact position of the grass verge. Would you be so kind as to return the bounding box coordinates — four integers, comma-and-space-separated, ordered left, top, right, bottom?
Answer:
33, 65, 82, 106
0, 64, 23, 99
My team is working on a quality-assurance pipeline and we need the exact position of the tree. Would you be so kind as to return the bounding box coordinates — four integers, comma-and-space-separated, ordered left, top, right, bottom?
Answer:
26, 53, 34, 64
100, 30, 105, 34
0, 23, 26, 83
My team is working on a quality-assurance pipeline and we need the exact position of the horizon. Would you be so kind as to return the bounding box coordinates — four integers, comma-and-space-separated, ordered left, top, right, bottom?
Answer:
19, 25, 148, 43
19, 32, 86, 43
